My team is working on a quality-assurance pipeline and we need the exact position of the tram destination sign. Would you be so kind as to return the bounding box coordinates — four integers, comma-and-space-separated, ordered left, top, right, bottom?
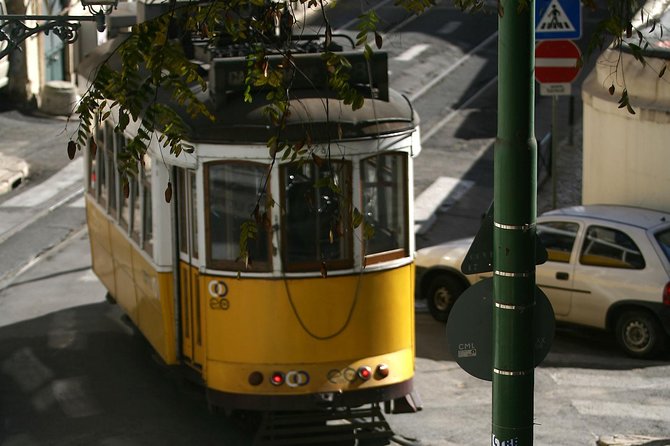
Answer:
210, 51, 389, 103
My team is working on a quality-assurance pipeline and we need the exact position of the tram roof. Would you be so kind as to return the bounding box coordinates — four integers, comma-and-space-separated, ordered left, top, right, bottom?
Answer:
77, 35, 419, 145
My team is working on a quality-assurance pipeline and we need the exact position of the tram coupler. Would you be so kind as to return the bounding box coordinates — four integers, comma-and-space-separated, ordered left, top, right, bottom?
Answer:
385, 391, 423, 414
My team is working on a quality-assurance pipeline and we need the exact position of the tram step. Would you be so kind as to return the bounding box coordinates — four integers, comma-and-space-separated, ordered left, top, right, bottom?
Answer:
253, 404, 393, 446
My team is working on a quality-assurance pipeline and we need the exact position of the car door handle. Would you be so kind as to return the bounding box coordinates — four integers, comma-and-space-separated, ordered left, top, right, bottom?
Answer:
556, 272, 569, 280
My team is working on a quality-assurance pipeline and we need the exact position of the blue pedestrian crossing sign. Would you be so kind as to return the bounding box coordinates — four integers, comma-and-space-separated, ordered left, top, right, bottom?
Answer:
536, 0, 582, 40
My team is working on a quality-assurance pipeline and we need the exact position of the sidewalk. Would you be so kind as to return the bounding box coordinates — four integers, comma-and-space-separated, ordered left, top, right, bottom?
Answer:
0, 108, 74, 201
0, 152, 29, 195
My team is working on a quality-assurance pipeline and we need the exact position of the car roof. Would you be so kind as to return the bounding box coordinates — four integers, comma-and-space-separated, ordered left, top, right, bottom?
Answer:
540, 204, 670, 231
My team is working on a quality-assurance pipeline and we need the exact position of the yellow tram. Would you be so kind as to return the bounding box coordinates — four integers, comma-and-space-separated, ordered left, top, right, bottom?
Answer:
78, 10, 422, 434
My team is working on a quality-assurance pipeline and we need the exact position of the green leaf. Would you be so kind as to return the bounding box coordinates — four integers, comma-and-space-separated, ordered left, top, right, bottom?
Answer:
352, 208, 364, 229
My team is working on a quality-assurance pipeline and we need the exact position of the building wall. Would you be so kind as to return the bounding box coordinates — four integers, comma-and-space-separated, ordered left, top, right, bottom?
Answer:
581, 47, 670, 212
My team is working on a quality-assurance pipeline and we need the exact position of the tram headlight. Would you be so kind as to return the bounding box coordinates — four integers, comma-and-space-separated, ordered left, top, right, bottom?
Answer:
375, 364, 389, 379
270, 371, 285, 386
357, 366, 372, 381
248, 371, 264, 386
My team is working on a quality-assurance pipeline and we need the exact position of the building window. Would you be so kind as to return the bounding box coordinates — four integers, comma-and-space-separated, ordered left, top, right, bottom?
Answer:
361, 153, 408, 264
281, 160, 352, 271
206, 162, 271, 271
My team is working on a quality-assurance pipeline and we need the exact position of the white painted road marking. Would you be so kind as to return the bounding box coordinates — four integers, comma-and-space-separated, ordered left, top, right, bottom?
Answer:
572, 400, 670, 422
395, 44, 430, 61
0, 159, 84, 244
1, 158, 83, 208
414, 176, 474, 234
438, 22, 461, 34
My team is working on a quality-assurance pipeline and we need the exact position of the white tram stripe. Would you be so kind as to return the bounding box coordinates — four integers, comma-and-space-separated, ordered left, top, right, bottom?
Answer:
395, 44, 430, 62
1, 158, 83, 208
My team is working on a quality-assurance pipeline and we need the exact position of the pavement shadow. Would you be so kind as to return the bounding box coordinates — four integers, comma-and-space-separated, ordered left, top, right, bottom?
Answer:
0, 302, 253, 445
415, 310, 670, 371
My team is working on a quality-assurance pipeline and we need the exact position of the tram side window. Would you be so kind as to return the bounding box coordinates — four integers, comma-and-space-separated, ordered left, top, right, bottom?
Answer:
96, 126, 108, 207
177, 169, 199, 259
105, 122, 117, 216
206, 162, 271, 271
281, 160, 352, 271
142, 155, 153, 256
87, 127, 102, 196
129, 175, 140, 242
361, 153, 408, 263
118, 135, 132, 231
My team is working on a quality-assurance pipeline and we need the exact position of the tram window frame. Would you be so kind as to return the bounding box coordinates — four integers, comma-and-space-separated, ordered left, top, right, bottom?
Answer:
96, 125, 108, 208
360, 152, 409, 265
118, 134, 132, 232
141, 155, 153, 256
204, 161, 272, 272
177, 169, 199, 260
105, 121, 117, 217
280, 160, 353, 272
87, 128, 101, 197
129, 173, 141, 243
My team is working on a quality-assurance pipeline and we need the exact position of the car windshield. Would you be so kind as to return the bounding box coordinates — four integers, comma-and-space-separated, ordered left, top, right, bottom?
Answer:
655, 227, 670, 263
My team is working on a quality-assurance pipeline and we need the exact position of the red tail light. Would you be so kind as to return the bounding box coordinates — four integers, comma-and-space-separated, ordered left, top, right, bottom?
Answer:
357, 366, 372, 381
663, 281, 670, 306
270, 372, 285, 386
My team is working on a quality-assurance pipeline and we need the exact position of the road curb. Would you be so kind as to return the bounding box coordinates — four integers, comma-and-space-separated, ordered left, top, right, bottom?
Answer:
0, 153, 29, 196
597, 435, 670, 445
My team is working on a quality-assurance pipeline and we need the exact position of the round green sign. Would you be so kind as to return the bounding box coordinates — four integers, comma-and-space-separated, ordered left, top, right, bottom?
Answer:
446, 278, 555, 381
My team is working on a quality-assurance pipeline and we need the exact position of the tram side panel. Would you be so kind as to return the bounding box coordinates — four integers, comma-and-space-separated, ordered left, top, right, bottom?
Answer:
133, 249, 177, 364
86, 196, 178, 364
109, 220, 139, 323
86, 197, 116, 299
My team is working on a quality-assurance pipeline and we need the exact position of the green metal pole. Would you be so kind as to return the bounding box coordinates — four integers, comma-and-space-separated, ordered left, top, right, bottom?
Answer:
492, 0, 537, 444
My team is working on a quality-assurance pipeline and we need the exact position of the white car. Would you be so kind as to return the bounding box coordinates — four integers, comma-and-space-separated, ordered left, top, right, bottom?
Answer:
415, 204, 670, 358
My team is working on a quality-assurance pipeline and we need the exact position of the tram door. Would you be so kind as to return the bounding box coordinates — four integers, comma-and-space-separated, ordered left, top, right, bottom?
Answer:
176, 169, 204, 368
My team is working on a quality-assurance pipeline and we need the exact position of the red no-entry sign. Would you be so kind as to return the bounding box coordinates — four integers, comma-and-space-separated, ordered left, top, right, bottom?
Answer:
535, 40, 582, 95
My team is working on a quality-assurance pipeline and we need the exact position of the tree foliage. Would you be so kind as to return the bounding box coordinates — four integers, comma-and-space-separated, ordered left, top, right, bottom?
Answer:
71, 0, 668, 171
68, 0, 667, 265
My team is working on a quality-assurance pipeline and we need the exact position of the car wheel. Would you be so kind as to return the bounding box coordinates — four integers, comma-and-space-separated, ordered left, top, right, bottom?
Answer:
615, 310, 665, 359
426, 274, 466, 322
